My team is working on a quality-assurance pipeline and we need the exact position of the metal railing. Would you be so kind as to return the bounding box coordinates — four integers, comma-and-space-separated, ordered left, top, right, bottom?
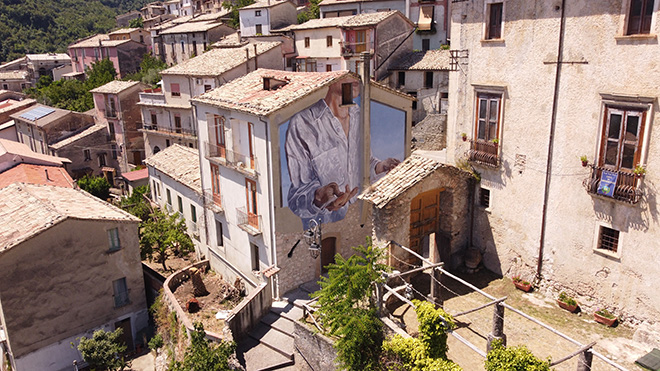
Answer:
142, 123, 197, 137
203, 190, 224, 213
204, 142, 258, 173
105, 105, 118, 118
139, 91, 166, 105
583, 164, 643, 204
339, 41, 374, 56
468, 139, 500, 167
236, 206, 261, 234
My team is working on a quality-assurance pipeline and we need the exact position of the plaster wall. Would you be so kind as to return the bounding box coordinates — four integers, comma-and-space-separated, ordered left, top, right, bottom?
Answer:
390, 69, 448, 122
269, 3, 298, 31
294, 28, 343, 60
0, 218, 147, 363
53, 125, 120, 179
374, 15, 414, 80
447, 0, 660, 322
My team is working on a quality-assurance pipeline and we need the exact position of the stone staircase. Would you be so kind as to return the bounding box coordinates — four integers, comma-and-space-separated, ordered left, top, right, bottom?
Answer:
236, 284, 317, 371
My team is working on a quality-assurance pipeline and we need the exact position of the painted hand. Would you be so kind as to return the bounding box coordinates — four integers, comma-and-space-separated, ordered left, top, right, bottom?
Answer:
314, 183, 358, 211
375, 158, 401, 174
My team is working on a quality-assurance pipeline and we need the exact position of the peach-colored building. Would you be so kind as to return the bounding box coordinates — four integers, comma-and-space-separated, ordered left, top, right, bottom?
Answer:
68, 34, 148, 79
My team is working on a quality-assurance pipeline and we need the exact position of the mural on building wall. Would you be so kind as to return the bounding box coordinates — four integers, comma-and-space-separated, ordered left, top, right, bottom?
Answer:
279, 77, 406, 229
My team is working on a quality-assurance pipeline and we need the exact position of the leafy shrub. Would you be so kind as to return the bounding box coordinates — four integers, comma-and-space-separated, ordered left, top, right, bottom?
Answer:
595, 309, 615, 319
168, 323, 235, 371
148, 333, 164, 350
77, 174, 111, 200
485, 340, 550, 371
77, 328, 127, 371
414, 300, 456, 359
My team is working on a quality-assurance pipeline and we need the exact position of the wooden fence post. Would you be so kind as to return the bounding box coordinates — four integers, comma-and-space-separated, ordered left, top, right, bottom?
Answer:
487, 302, 506, 352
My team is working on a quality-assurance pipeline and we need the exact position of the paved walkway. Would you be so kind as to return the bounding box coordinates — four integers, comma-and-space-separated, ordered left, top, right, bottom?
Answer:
127, 351, 155, 371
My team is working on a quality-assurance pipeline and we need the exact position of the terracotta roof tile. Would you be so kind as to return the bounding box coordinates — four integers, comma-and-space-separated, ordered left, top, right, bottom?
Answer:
68, 34, 132, 48
241, 0, 294, 10
389, 50, 451, 71
90, 80, 143, 94
0, 164, 74, 188
122, 168, 149, 182
144, 144, 201, 194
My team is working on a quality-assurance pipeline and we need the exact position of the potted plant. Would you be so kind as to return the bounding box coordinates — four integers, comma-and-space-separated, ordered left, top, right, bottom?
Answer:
580, 155, 588, 167
491, 138, 499, 147
461, 132, 468, 142
594, 309, 617, 327
634, 164, 646, 178
557, 291, 578, 313
512, 276, 532, 292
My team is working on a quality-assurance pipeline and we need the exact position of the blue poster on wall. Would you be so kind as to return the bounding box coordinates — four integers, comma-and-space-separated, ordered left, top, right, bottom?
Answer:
597, 170, 618, 197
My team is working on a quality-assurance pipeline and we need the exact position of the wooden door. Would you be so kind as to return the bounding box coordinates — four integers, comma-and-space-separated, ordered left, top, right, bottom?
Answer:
409, 189, 441, 263
321, 237, 336, 274
114, 317, 134, 352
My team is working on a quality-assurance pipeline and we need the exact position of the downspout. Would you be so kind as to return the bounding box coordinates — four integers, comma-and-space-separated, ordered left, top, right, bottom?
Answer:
191, 100, 209, 259
261, 116, 280, 300
536, 0, 566, 283
360, 52, 371, 226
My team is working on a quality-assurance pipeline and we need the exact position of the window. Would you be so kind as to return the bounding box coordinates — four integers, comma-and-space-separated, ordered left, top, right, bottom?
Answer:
326, 64, 333, 72
255, 10, 261, 16
475, 93, 501, 142
214, 115, 226, 157
192, 40, 197, 56
181, 41, 185, 54
108, 228, 121, 251
422, 39, 430, 51
479, 188, 490, 208
166, 139, 170, 147
597, 226, 620, 253
171, 83, 180, 96
113, 277, 130, 308
256, 24, 262, 34
211, 164, 221, 205
424, 71, 433, 88
251, 243, 260, 271
204, 84, 212, 92
409, 91, 418, 110
151, 113, 158, 126
627, 0, 655, 35
174, 115, 182, 133
83, 149, 91, 161
111, 144, 117, 159
177, 195, 183, 213
190, 204, 197, 223
341, 83, 353, 105
398, 71, 405, 87
327, 35, 333, 47
156, 182, 161, 198
98, 153, 107, 167
486, 2, 503, 39
599, 106, 645, 171
248, 122, 255, 169
166, 188, 172, 205
304, 37, 310, 48
108, 121, 116, 139
246, 178, 258, 220
216, 220, 224, 246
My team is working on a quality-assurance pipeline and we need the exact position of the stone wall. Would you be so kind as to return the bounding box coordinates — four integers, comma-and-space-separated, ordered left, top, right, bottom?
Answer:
226, 280, 272, 341
412, 114, 447, 151
293, 321, 337, 371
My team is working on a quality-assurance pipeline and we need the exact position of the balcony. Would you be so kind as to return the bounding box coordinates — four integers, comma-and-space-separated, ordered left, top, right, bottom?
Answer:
237, 206, 262, 235
204, 142, 258, 177
340, 41, 374, 57
203, 190, 224, 214
105, 105, 118, 119
142, 123, 197, 138
467, 139, 500, 168
139, 89, 166, 105
583, 165, 643, 204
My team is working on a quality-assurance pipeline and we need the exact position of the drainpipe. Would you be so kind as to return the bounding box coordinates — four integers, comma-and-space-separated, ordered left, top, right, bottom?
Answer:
254, 43, 258, 70
261, 117, 280, 300
245, 48, 250, 74
537, 0, 566, 283
360, 51, 371, 226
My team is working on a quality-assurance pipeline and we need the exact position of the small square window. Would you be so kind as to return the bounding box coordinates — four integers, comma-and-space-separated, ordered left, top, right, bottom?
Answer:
598, 226, 620, 253
304, 37, 310, 48
108, 228, 121, 251
326, 35, 333, 47
479, 188, 490, 208
255, 10, 261, 16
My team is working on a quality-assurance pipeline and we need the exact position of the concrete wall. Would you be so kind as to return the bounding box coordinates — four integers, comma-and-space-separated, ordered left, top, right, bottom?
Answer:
293, 28, 343, 72
447, 0, 660, 323
54, 126, 120, 179
116, 42, 148, 78
293, 320, 337, 370
240, 3, 297, 36
162, 25, 234, 65
226, 280, 272, 340
0, 218, 147, 368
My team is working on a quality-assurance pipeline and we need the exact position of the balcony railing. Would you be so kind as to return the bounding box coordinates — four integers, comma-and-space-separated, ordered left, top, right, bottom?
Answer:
114, 289, 131, 308
340, 41, 374, 57
236, 206, 262, 235
583, 165, 643, 204
467, 139, 500, 167
204, 142, 258, 175
105, 105, 118, 118
203, 190, 224, 214
139, 90, 166, 105
142, 123, 197, 137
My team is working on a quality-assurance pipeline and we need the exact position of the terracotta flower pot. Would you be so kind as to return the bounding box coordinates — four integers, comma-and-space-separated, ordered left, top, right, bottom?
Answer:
462, 136, 467, 142
557, 299, 578, 313
513, 281, 532, 292
594, 312, 617, 327
582, 160, 588, 167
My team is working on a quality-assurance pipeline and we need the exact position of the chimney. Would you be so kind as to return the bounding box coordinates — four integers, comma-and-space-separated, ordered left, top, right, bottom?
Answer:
253, 43, 258, 70
246, 48, 250, 74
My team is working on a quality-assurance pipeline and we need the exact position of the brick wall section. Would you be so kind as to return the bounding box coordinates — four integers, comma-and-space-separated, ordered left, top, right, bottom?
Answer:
412, 114, 447, 151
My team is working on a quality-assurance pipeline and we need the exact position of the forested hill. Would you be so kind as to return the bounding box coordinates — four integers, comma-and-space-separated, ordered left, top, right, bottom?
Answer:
0, 0, 151, 63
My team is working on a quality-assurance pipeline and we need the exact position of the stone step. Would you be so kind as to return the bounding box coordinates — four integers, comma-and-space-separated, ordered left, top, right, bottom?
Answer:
236, 337, 294, 371
261, 311, 295, 335
271, 301, 305, 322
249, 322, 294, 359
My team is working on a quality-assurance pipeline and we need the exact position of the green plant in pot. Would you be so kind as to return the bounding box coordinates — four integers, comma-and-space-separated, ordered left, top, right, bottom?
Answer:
634, 164, 646, 177
580, 155, 588, 167
512, 276, 532, 292
594, 309, 617, 327
461, 132, 468, 142
557, 291, 578, 313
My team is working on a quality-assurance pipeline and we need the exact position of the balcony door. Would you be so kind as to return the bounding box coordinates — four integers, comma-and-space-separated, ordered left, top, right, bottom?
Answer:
355, 30, 366, 53
245, 179, 258, 229
214, 115, 226, 157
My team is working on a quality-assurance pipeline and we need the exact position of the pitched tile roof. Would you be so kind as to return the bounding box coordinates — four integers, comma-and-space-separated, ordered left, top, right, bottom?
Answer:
0, 71, 28, 81
0, 139, 70, 168
0, 164, 74, 189
144, 144, 201, 194
49, 124, 107, 150
122, 168, 149, 182
283, 16, 351, 30
68, 34, 132, 48
212, 33, 248, 48
241, 0, 294, 10
108, 27, 142, 35
160, 21, 225, 35
342, 10, 400, 27
192, 68, 351, 116
0, 183, 139, 251
162, 42, 281, 76
389, 50, 451, 71
26, 53, 71, 62
90, 80, 143, 94
10, 104, 70, 127
359, 154, 442, 208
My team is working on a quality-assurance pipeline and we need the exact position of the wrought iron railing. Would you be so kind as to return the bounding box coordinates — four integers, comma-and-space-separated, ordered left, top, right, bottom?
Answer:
339, 41, 374, 57
142, 123, 197, 137
237, 206, 261, 234
468, 139, 500, 167
204, 142, 258, 173
582, 165, 643, 204
203, 190, 223, 213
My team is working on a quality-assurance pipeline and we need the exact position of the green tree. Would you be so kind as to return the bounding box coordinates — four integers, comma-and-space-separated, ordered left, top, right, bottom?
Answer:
119, 185, 152, 221
297, 0, 321, 24
312, 239, 389, 370
123, 53, 167, 86
222, 0, 255, 28
77, 328, 127, 371
129, 16, 143, 28
484, 340, 551, 371
169, 323, 235, 371
78, 174, 112, 200
85, 58, 117, 90
140, 209, 194, 271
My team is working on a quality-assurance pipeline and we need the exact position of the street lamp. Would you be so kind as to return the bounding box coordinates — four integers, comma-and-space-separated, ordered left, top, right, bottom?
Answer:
304, 219, 322, 259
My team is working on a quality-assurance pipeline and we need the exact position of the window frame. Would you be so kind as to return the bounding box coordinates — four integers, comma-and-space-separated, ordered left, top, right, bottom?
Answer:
478, 187, 491, 210
424, 71, 433, 89
598, 106, 646, 171
341, 83, 354, 105
593, 223, 623, 259
255, 10, 261, 16
398, 71, 405, 87
171, 83, 181, 97
112, 277, 130, 308
216, 220, 224, 247
474, 92, 502, 143
107, 227, 121, 252
246, 178, 258, 217
327, 35, 333, 47
484, 1, 504, 40
625, 0, 656, 35
304, 37, 310, 48
177, 195, 183, 213
83, 149, 91, 161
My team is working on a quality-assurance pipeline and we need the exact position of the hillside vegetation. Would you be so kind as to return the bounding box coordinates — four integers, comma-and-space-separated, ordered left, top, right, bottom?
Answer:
0, 0, 150, 63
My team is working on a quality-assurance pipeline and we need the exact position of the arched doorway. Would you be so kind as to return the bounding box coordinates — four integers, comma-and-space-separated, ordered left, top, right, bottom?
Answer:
321, 237, 336, 274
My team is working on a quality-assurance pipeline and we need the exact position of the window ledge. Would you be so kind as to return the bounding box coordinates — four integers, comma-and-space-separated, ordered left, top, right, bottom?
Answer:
615, 34, 657, 41
106, 248, 121, 255
593, 248, 621, 261
480, 38, 505, 44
